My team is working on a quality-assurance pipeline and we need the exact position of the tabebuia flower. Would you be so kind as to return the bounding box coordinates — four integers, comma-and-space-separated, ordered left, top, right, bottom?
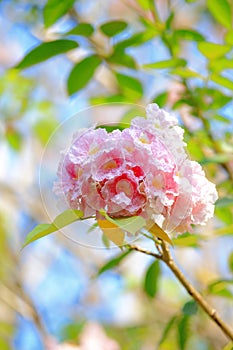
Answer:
54, 104, 218, 235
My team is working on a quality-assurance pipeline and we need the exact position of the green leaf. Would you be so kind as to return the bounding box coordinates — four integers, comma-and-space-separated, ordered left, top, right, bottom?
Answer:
198, 42, 231, 60
97, 124, 126, 133
177, 316, 190, 349
143, 58, 187, 69
120, 107, 146, 125
152, 91, 168, 107
182, 301, 198, 316
136, 0, 157, 11
207, 0, 232, 29
101, 233, 111, 248
222, 342, 233, 350
107, 49, 136, 69
33, 116, 58, 145
22, 209, 83, 248
213, 114, 231, 124
209, 58, 233, 73
99, 209, 146, 235
200, 153, 233, 165
16, 40, 78, 69
91, 95, 128, 105
115, 31, 155, 51
215, 208, 233, 226
177, 315, 190, 350
173, 232, 200, 248
67, 55, 101, 95
201, 88, 232, 109
171, 67, 203, 79
174, 29, 205, 41
97, 250, 131, 275
147, 222, 173, 245
115, 73, 143, 100
214, 224, 233, 236
66, 23, 94, 37
97, 219, 125, 246
207, 279, 233, 299
100, 20, 127, 37
144, 260, 160, 297
158, 315, 178, 345
6, 128, 22, 151
43, 0, 76, 28
211, 73, 233, 90
216, 197, 233, 208
228, 252, 233, 273
225, 30, 233, 45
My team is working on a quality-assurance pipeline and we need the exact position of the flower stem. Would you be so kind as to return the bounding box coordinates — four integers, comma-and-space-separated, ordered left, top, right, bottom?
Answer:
128, 241, 233, 341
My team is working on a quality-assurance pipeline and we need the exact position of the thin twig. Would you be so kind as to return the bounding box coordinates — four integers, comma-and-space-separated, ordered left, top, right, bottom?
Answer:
127, 244, 162, 260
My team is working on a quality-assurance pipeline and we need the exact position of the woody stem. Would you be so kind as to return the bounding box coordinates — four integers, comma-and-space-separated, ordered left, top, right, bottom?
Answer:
128, 241, 233, 341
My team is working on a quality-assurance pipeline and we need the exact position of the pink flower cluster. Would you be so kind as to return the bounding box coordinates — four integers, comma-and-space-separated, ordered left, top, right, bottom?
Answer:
54, 104, 218, 234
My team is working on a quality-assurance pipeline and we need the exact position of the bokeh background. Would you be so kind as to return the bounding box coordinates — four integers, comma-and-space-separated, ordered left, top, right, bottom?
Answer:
0, 0, 233, 349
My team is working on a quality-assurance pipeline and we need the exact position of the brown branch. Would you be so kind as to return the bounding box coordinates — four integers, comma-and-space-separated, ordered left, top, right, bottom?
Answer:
161, 241, 233, 341
127, 241, 233, 341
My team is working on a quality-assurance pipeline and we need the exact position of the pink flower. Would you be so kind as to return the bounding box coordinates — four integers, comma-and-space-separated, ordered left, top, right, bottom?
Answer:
54, 104, 218, 234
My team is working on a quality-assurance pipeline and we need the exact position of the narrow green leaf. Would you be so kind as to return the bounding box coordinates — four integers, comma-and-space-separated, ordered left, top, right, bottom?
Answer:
16, 40, 78, 69
99, 209, 146, 235
97, 250, 131, 275
44, 0, 76, 28
200, 153, 233, 165
22, 209, 83, 248
228, 252, 233, 273
175, 29, 205, 41
214, 224, 233, 235
159, 315, 178, 345
115, 72, 143, 100
100, 20, 127, 37
211, 73, 233, 90
101, 233, 111, 248
171, 67, 203, 79
207, 279, 233, 299
213, 114, 231, 124
207, 0, 232, 29
177, 315, 190, 350
143, 58, 187, 69
67, 55, 101, 95
66, 23, 94, 37
144, 260, 160, 297
115, 31, 155, 51
198, 42, 231, 60
182, 301, 198, 316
